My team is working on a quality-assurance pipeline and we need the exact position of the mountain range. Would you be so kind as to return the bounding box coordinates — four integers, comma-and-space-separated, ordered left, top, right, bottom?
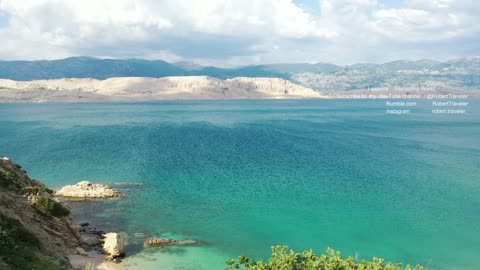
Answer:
1, 56, 479, 91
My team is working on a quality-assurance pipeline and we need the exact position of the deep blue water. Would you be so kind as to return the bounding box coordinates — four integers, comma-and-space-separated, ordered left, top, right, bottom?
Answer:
1, 100, 479, 270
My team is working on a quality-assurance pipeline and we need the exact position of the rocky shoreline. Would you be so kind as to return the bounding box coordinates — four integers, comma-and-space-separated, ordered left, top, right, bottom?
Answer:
52, 181, 127, 268
0, 157, 199, 270
56, 182, 201, 269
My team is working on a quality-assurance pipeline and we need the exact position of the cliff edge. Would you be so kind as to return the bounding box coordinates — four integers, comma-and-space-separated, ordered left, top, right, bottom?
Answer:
0, 157, 82, 270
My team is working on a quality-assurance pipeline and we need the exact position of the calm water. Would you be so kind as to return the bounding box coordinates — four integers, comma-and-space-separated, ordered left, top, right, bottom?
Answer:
1, 100, 479, 270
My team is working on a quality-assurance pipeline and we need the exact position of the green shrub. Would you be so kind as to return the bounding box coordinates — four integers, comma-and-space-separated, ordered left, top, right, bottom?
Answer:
0, 214, 40, 256
0, 215, 65, 270
0, 227, 17, 253
33, 196, 70, 217
225, 245, 424, 270
22, 186, 54, 196
13, 163, 27, 174
0, 170, 25, 190
85, 261, 95, 270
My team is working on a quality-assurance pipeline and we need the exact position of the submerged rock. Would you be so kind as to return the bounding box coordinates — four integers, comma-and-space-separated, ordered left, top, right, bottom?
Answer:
103, 232, 125, 260
55, 181, 123, 198
144, 238, 176, 246
144, 238, 197, 247
176, 239, 198, 245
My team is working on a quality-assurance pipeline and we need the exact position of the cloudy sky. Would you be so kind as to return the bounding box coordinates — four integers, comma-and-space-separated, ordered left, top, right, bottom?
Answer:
0, 0, 478, 66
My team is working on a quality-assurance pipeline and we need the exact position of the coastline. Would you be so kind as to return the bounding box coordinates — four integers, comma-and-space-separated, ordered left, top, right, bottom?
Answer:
0, 75, 478, 103
0, 158, 134, 270
54, 183, 129, 270
0, 89, 478, 104
58, 181, 199, 270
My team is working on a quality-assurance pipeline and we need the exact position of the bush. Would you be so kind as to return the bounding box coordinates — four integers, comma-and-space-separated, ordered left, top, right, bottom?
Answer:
23, 186, 54, 196
0, 170, 25, 190
85, 261, 95, 270
0, 214, 40, 256
0, 227, 17, 253
33, 196, 70, 217
0, 215, 65, 270
225, 245, 424, 270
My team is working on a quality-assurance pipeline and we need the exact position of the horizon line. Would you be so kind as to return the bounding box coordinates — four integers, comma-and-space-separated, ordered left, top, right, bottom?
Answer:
1, 55, 479, 69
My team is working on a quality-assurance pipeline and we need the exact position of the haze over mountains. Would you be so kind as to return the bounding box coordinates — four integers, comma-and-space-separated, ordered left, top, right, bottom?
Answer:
0, 56, 479, 92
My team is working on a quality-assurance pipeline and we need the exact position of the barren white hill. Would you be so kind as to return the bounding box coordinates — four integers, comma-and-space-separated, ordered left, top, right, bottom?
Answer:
0, 76, 326, 102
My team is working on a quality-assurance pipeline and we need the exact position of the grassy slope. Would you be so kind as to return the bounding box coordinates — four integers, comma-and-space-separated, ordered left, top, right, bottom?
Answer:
0, 162, 69, 270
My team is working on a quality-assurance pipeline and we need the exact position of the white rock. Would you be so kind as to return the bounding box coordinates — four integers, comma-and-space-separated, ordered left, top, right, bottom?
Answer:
55, 181, 123, 198
0, 76, 327, 102
103, 233, 125, 259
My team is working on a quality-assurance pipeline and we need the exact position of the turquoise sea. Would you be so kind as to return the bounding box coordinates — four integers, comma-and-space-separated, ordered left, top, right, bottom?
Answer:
1, 100, 479, 270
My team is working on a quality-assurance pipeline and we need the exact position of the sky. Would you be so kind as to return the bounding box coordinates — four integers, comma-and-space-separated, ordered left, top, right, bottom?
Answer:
0, 0, 479, 66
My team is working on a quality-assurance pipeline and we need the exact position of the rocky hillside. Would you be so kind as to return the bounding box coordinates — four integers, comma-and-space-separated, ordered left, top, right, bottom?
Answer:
292, 57, 480, 92
0, 76, 326, 102
0, 56, 479, 92
0, 157, 81, 270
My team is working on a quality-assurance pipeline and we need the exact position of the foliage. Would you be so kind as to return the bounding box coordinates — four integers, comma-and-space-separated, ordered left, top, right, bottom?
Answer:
85, 261, 95, 270
0, 214, 66, 270
0, 227, 17, 254
0, 165, 52, 195
0, 170, 26, 190
0, 213, 60, 270
23, 185, 54, 195
33, 196, 70, 217
0, 166, 67, 269
0, 214, 40, 254
225, 245, 424, 270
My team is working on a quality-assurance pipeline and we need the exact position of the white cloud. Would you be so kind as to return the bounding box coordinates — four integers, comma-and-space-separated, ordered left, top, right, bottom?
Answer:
0, 0, 478, 65
372, 0, 480, 42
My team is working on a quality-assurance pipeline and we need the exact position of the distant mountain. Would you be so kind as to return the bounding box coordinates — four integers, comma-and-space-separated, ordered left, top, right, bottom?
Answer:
0, 57, 187, 80
0, 56, 479, 91
292, 57, 480, 91
173, 62, 204, 71
0, 76, 326, 102
261, 63, 341, 74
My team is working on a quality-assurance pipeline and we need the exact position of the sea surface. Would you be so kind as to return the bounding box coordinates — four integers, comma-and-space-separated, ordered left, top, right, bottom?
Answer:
1, 100, 479, 270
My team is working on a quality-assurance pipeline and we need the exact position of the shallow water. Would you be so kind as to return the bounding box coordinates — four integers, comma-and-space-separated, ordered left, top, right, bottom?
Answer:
1, 100, 479, 270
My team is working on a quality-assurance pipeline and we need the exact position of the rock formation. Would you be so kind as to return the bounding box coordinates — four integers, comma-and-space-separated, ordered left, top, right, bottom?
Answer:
144, 238, 176, 246
55, 181, 123, 198
0, 157, 129, 269
144, 238, 197, 247
103, 232, 126, 260
0, 76, 327, 102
